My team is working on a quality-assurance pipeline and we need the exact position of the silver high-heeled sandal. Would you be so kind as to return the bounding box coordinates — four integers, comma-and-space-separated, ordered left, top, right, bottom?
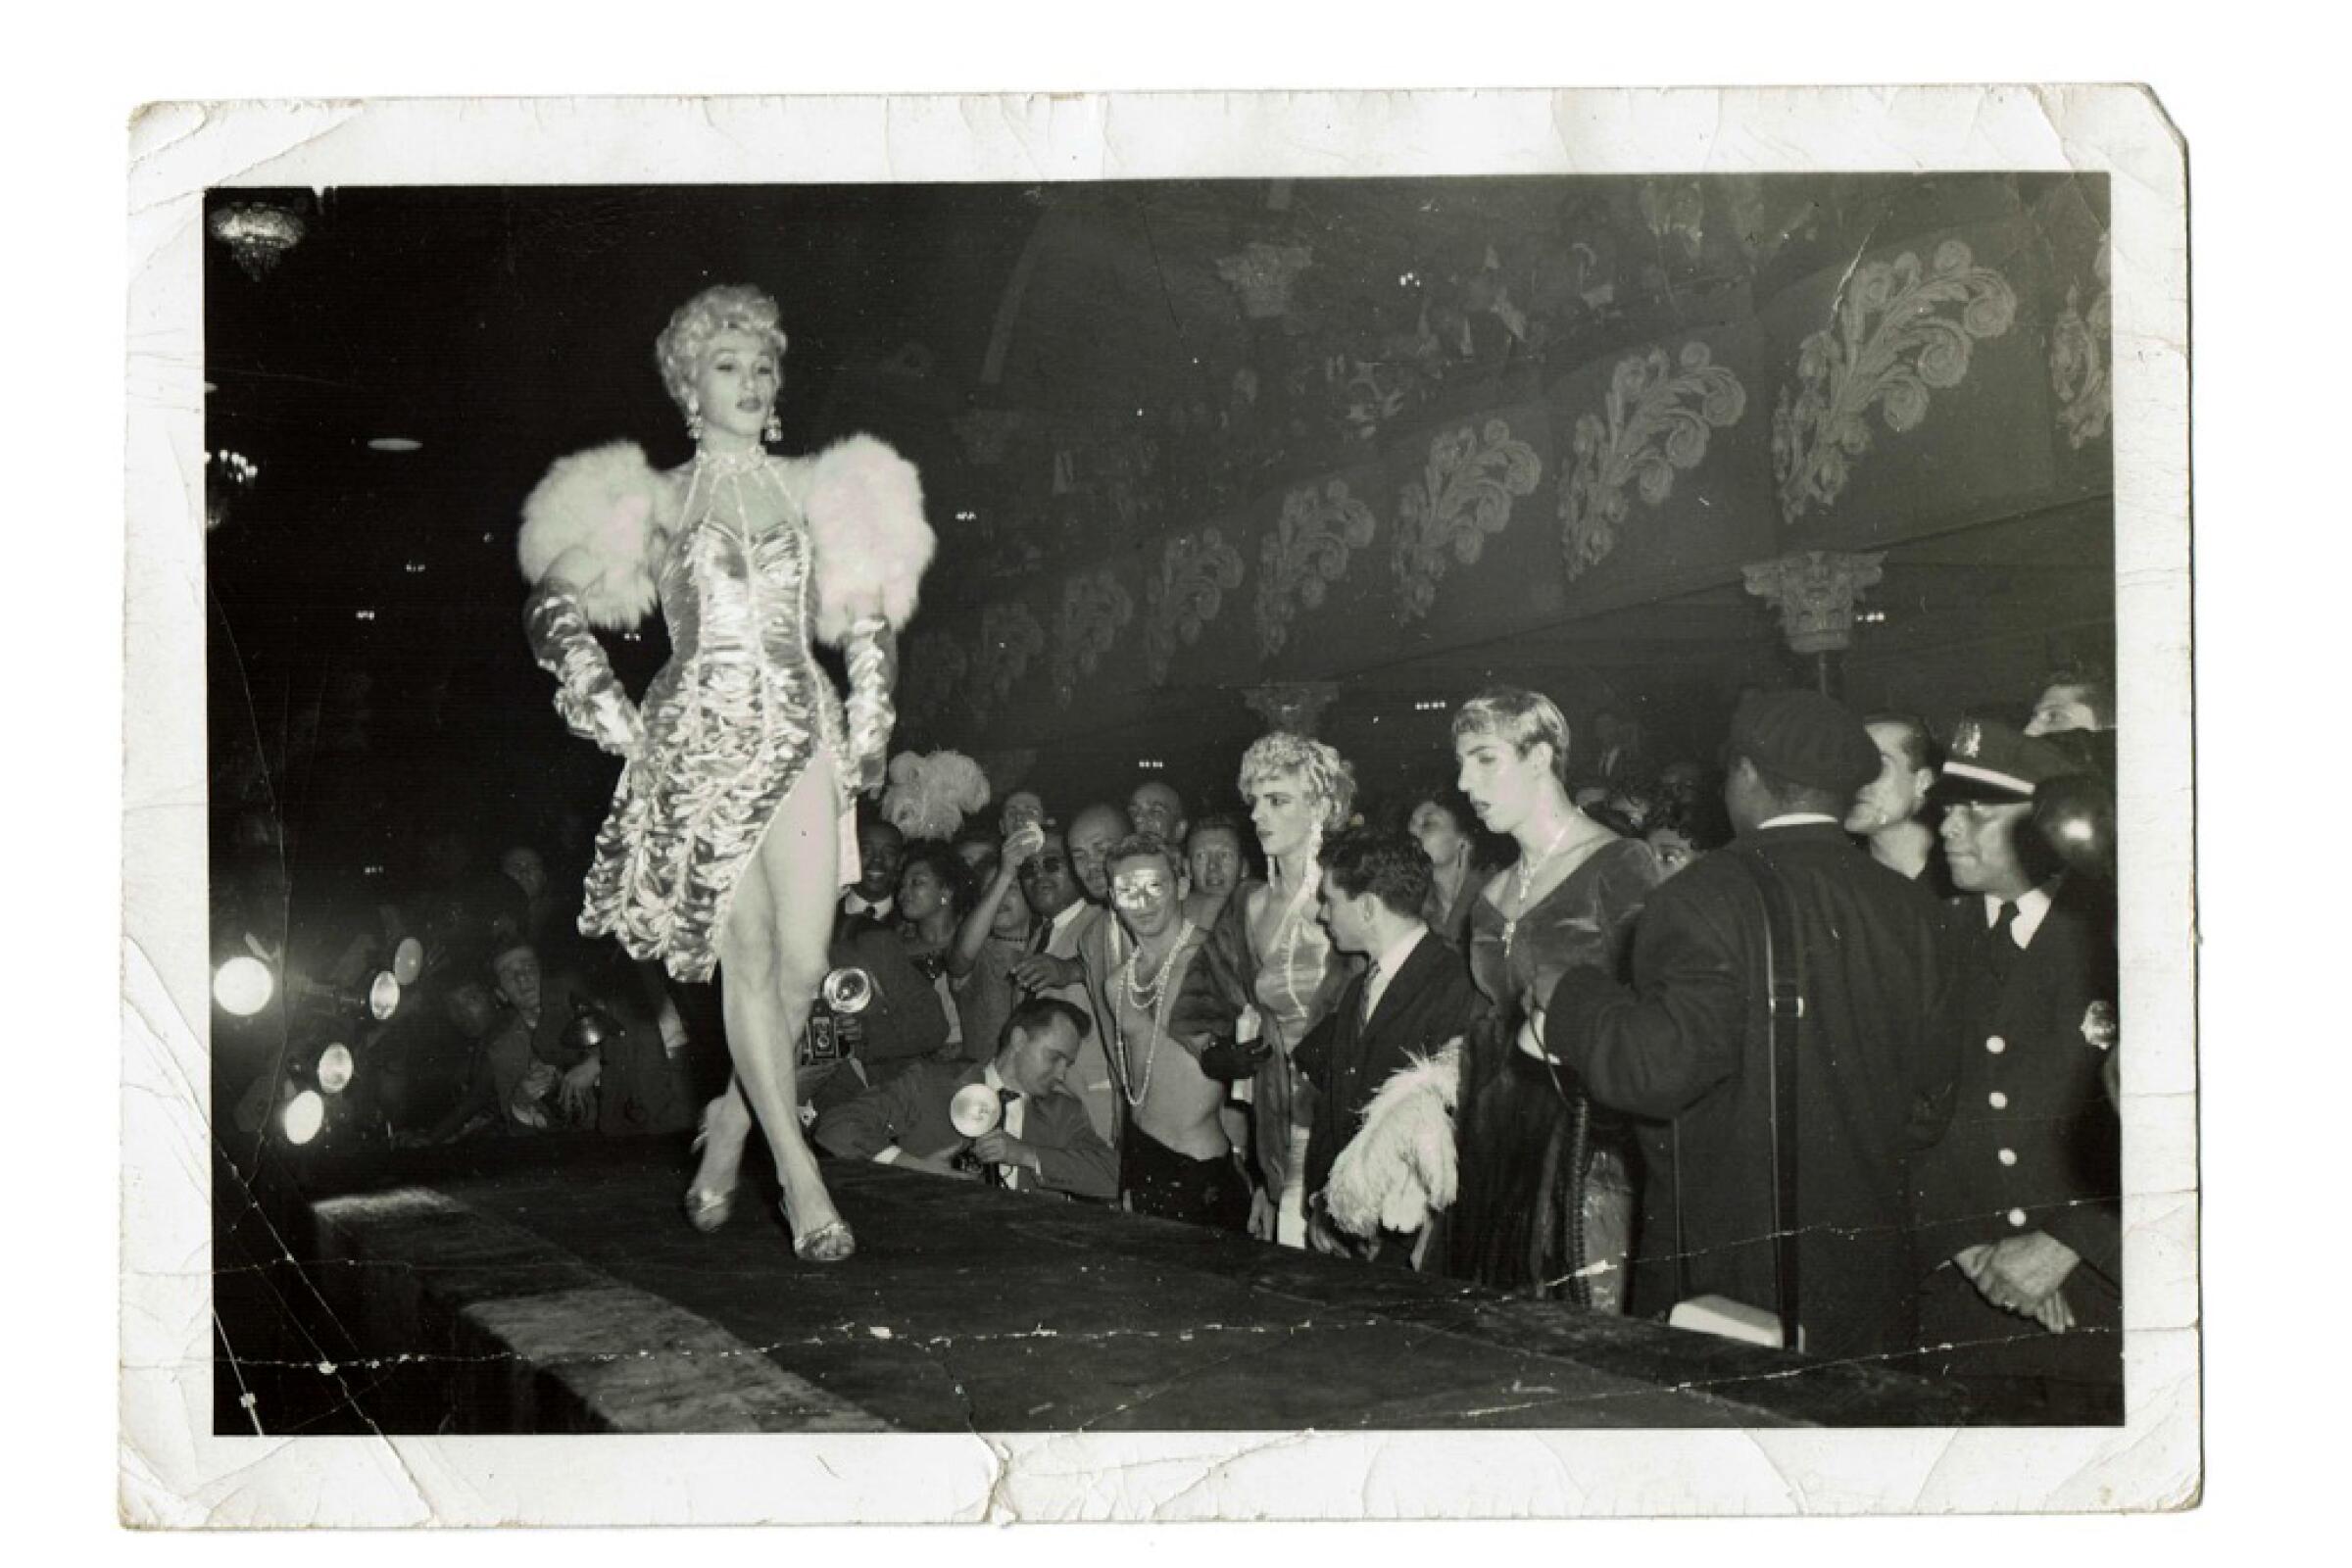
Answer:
684, 1104, 741, 1234
790, 1209, 856, 1263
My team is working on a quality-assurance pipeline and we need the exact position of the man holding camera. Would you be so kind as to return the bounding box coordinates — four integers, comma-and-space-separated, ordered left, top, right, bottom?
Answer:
811, 997, 1117, 1200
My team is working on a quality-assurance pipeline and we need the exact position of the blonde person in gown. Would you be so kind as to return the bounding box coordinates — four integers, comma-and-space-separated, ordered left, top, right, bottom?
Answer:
516, 283, 933, 1262
1178, 734, 1358, 1248
1445, 687, 1660, 1307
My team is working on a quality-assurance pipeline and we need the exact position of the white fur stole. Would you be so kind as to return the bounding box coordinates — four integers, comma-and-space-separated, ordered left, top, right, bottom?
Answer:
515, 442, 674, 630
1324, 1038, 1464, 1240
806, 434, 935, 646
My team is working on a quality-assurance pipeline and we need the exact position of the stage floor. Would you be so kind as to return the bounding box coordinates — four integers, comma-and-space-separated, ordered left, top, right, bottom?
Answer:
263, 1137, 1983, 1433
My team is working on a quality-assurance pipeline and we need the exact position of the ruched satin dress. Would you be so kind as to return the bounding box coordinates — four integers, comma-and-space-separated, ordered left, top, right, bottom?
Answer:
578, 480, 855, 985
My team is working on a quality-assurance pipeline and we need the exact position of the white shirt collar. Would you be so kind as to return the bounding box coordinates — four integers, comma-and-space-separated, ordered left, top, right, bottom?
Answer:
1983, 883, 2056, 949
1370, 923, 1429, 983
1048, 900, 1089, 938
1756, 812, 1841, 830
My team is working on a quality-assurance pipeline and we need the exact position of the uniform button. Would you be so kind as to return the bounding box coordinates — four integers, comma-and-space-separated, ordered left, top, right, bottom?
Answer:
1998, 1149, 2018, 1166
1985, 1035, 2007, 1054
1988, 1091, 2009, 1109
2007, 1207, 2029, 1228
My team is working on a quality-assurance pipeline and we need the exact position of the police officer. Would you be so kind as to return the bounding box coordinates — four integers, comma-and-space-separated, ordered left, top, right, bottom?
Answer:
1912, 717, 2121, 1421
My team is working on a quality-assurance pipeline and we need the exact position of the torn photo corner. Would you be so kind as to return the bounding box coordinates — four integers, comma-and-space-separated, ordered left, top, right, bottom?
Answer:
123, 86, 2194, 1525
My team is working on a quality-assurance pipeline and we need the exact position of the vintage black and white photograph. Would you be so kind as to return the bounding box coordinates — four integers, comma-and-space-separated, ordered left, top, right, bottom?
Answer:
122, 89, 2196, 1522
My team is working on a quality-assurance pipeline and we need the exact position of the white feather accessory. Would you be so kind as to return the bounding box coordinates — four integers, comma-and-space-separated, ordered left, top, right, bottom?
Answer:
806, 434, 936, 645
881, 749, 992, 841
515, 442, 674, 630
1324, 1038, 1464, 1239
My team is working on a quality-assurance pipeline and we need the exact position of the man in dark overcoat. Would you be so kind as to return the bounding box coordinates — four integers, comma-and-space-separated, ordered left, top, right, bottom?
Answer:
1533, 690, 1957, 1360
1911, 718, 2122, 1421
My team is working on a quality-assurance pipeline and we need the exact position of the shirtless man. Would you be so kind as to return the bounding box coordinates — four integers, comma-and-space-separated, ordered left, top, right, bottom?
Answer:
1087, 835, 1250, 1231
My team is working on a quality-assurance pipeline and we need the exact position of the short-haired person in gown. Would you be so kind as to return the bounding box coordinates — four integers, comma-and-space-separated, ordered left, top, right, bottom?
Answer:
516, 283, 934, 1262
1444, 687, 1660, 1303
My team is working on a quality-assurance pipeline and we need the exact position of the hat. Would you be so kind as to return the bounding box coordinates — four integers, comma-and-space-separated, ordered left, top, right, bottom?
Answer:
1726, 690, 1881, 796
1936, 717, 2086, 803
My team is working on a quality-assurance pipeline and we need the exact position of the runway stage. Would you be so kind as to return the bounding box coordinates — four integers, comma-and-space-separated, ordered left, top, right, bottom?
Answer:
221, 1137, 1985, 1433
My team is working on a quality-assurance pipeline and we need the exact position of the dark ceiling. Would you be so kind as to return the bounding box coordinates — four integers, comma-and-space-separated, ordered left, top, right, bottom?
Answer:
203, 175, 2108, 859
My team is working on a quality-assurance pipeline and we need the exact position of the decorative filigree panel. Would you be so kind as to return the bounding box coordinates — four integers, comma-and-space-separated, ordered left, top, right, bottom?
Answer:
2051, 246, 2113, 449
1144, 528, 1247, 686
1391, 417, 1542, 623
1771, 239, 2018, 520
1050, 569, 1135, 709
968, 601, 1046, 724
1742, 549, 1886, 656
1254, 478, 1377, 658
1560, 342, 1746, 580
1215, 242, 1314, 319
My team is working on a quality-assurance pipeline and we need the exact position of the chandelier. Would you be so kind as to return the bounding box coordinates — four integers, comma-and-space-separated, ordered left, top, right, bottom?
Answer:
209, 202, 307, 280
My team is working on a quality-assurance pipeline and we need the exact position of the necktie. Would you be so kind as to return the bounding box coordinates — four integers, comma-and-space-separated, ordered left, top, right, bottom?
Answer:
1026, 918, 1052, 956
1984, 901, 2020, 985
992, 1087, 1021, 1189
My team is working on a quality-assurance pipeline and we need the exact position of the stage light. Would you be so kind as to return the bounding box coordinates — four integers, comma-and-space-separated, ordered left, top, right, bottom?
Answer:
368, 971, 402, 1020
214, 956, 275, 1016
283, 1090, 326, 1146
317, 1043, 355, 1095
369, 437, 422, 453
391, 937, 423, 986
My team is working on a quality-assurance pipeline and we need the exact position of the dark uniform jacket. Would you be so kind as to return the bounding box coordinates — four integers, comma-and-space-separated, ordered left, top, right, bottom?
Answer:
812, 1058, 1119, 1201
1542, 820, 1956, 1359
1911, 877, 2121, 1392
1293, 926, 1487, 1207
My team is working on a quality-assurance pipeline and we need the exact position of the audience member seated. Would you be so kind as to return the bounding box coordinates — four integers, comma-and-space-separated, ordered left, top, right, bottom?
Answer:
1296, 827, 1484, 1266
841, 815, 906, 928
808, 910, 954, 1114
812, 997, 1116, 1201
1845, 710, 1950, 892
1181, 813, 1249, 927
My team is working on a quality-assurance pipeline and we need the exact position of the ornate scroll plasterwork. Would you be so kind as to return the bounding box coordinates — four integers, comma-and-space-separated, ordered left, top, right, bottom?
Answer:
1391, 417, 1542, 623
1215, 241, 1314, 319
1144, 527, 1247, 686
1255, 478, 1377, 658
1050, 568, 1135, 709
2051, 246, 2113, 449
1771, 239, 2018, 521
968, 601, 1046, 723
1560, 342, 1746, 580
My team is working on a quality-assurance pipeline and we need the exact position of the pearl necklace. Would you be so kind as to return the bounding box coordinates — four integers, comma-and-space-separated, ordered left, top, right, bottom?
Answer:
1109, 918, 1197, 1107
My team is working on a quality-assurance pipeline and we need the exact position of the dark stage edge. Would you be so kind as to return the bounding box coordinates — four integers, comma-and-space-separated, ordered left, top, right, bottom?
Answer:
284, 1139, 1984, 1433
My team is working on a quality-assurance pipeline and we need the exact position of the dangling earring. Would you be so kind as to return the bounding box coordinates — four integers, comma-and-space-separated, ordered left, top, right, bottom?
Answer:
763, 410, 783, 445
686, 395, 704, 443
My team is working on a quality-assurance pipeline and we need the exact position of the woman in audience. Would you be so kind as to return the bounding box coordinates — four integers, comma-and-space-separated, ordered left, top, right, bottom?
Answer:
1407, 787, 1482, 950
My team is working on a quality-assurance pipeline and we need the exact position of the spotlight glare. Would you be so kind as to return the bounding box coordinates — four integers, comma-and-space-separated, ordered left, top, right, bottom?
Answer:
391, 937, 423, 986
318, 1043, 356, 1095
283, 1090, 326, 1146
213, 956, 275, 1016
368, 971, 402, 1021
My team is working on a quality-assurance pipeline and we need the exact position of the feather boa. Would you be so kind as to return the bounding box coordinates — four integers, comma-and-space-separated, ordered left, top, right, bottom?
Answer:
881, 750, 991, 841
1324, 1039, 1463, 1239
515, 442, 673, 631
807, 434, 935, 646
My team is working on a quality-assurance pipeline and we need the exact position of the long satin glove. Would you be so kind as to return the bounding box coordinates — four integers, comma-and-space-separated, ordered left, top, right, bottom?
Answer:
842, 616, 897, 794
524, 581, 645, 760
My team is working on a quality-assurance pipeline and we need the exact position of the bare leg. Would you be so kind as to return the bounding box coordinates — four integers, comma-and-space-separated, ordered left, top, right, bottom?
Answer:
705, 754, 852, 1256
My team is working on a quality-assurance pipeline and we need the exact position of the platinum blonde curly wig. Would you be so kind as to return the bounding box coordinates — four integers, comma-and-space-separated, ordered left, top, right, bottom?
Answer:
1237, 733, 1357, 832
655, 284, 790, 413
1451, 686, 1573, 783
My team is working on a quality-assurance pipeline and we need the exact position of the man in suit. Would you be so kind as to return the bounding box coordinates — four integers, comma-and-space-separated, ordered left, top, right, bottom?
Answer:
811, 996, 1117, 1201
1911, 718, 2121, 1420
1296, 827, 1484, 1263
1532, 690, 1957, 1360
838, 816, 906, 929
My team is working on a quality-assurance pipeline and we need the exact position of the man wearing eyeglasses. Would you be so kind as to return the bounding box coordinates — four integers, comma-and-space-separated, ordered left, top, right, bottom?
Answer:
1008, 816, 1121, 1143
